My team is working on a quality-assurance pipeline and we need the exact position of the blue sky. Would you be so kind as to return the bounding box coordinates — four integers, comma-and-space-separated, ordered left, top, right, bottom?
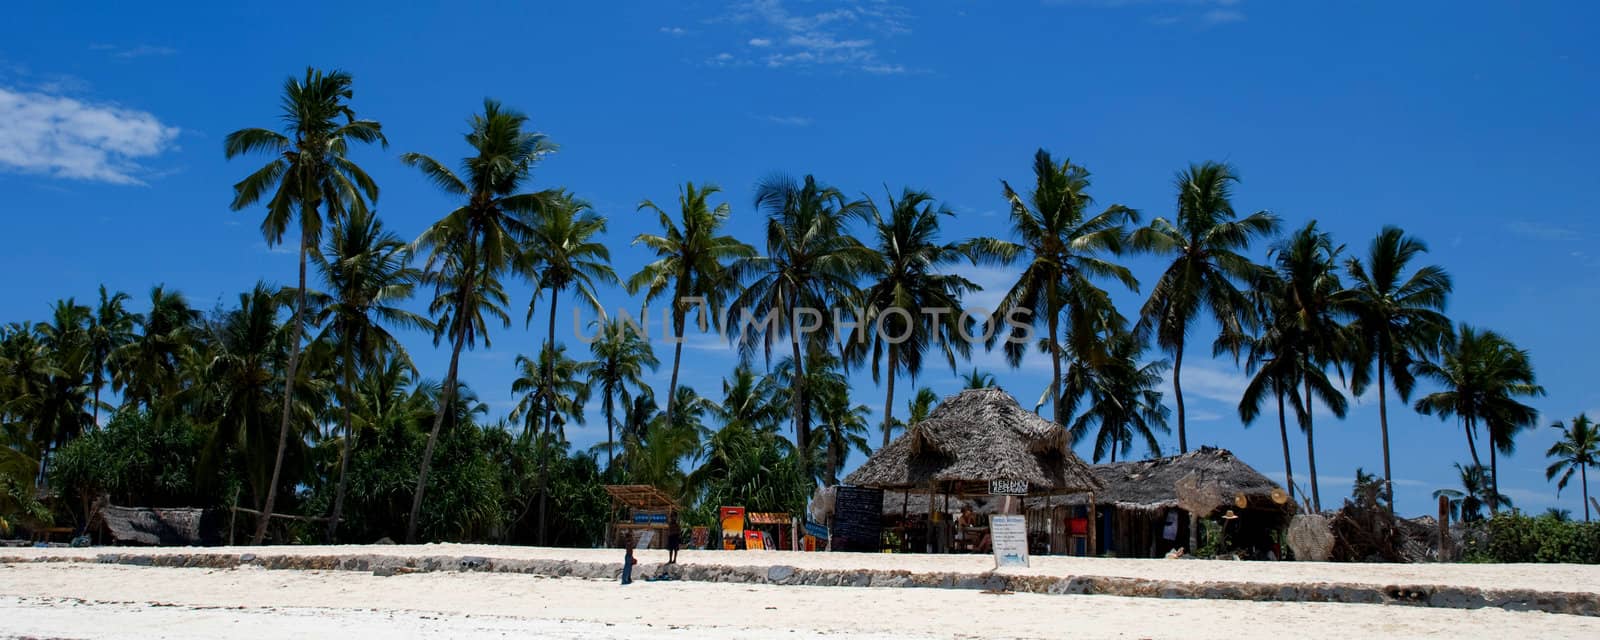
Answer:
2, 1, 1597, 516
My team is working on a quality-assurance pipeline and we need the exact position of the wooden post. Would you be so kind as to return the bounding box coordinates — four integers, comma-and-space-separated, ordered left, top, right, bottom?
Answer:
1087, 492, 1098, 557
926, 481, 936, 553
1437, 494, 1453, 562
1188, 512, 1200, 554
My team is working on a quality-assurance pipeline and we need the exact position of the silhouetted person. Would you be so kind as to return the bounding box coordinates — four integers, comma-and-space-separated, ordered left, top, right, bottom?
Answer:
620, 532, 637, 585
666, 511, 682, 564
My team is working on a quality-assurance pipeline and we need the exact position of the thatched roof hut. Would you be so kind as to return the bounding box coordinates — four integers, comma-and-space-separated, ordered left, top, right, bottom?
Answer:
1056, 446, 1291, 518
99, 504, 221, 546
845, 388, 1101, 496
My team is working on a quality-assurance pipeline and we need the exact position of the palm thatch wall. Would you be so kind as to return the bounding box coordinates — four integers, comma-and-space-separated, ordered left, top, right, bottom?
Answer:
99, 505, 221, 546
844, 389, 1101, 496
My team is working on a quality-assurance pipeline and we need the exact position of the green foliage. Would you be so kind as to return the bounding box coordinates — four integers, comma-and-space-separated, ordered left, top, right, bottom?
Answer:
49, 409, 228, 509
1464, 512, 1600, 564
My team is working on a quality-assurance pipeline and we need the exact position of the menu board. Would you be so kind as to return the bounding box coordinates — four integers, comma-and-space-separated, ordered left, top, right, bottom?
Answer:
831, 486, 883, 552
990, 515, 1029, 568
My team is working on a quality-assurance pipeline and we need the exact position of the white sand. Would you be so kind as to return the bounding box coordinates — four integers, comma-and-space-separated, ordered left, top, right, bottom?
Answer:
11, 543, 1600, 593
3, 562, 1598, 639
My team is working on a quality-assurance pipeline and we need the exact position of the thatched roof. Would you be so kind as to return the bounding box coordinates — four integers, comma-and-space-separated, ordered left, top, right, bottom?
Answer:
1056, 447, 1292, 517
603, 485, 679, 511
100, 505, 220, 546
844, 388, 1101, 495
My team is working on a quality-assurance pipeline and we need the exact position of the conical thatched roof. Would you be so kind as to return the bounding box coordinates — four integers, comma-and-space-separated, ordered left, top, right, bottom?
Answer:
1057, 446, 1292, 517
844, 388, 1101, 495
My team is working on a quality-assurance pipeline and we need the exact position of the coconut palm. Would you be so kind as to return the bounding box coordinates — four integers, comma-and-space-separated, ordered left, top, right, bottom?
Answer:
1268, 222, 1351, 512
226, 68, 385, 544
812, 377, 872, 486
579, 318, 658, 470
1063, 330, 1170, 463
1336, 226, 1453, 512
630, 183, 755, 429
33, 300, 95, 478
906, 387, 940, 426
849, 188, 980, 447
510, 344, 590, 445
85, 286, 136, 428
402, 99, 554, 543
983, 150, 1137, 425
709, 363, 785, 436
1544, 414, 1598, 522
730, 174, 872, 469
1414, 324, 1543, 514
1236, 270, 1308, 504
311, 207, 430, 540
1130, 162, 1278, 453
523, 193, 616, 543
1433, 462, 1509, 523
960, 368, 997, 389
112, 286, 199, 412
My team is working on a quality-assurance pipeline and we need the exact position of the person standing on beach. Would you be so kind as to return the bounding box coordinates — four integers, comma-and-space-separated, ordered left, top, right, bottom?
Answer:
620, 532, 637, 585
666, 511, 682, 564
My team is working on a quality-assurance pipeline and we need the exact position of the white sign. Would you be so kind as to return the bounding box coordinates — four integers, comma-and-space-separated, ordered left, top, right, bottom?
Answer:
635, 530, 655, 549
990, 479, 1029, 495
990, 515, 1029, 568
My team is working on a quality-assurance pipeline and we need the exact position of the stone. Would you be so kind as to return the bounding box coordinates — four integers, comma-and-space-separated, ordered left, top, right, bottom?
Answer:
767, 565, 796, 583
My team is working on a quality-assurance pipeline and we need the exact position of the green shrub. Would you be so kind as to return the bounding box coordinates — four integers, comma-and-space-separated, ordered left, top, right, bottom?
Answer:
1465, 513, 1600, 564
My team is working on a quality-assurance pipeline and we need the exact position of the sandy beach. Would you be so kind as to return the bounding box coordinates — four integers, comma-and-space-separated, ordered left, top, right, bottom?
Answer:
4, 562, 1600, 640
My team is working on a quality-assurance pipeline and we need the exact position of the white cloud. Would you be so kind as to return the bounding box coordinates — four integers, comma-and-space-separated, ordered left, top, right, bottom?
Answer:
0, 86, 180, 185
1505, 220, 1584, 242
90, 43, 178, 59
659, 26, 688, 36
758, 114, 813, 127
714, 0, 913, 73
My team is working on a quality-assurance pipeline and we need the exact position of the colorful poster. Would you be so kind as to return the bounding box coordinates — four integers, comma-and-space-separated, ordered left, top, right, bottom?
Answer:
720, 506, 746, 550
990, 515, 1029, 568
744, 530, 766, 550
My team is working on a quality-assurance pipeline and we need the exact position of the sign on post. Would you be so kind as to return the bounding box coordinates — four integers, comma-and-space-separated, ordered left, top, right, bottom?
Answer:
990, 514, 1029, 568
989, 479, 1028, 495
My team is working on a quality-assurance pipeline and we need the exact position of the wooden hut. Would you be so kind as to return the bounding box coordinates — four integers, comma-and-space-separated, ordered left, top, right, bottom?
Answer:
603, 484, 679, 548
844, 388, 1102, 554
1055, 447, 1294, 558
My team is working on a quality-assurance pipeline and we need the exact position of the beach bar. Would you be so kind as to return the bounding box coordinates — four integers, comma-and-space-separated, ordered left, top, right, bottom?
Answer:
841, 388, 1104, 555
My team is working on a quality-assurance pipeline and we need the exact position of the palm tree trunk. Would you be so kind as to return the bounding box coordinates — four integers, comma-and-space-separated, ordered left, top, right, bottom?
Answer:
1377, 356, 1394, 514
1303, 375, 1321, 513
407, 270, 473, 543
664, 306, 685, 429
1582, 463, 1590, 523
1048, 307, 1062, 425
538, 290, 559, 546
1276, 386, 1295, 503
604, 389, 616, 472
788, 303, 809, 469
882, 347, 898, 449
1489, 438, 1499, 516
328, 340, 357, 542
92, 369, 102, 428
1464, 417, 1483, 470
253, 230, 311, 545
1173, 339, 1187, 453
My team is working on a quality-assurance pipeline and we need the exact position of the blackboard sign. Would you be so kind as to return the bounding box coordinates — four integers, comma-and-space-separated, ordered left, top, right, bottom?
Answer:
831, 486, 883, 552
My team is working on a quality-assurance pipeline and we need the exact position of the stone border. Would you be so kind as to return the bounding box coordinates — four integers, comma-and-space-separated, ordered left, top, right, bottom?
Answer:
4, 551, 1596, 617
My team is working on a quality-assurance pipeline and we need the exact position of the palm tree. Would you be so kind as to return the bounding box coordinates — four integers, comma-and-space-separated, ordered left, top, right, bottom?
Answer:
112, 286, 199, 412
850, 188, 979, 447
523, 193, 616, 544
1237, 270, 1307, 504
710, 363, 785, 436
984, 150, 1137, 425
226, 68, 386, 544
85, 286, 136, 428
402, 99, 553, 543
34, 300, 94, 478
1336, 226, 1452, 512
1433, 462, 1509, 523
960, 368, 997, 389
510, 344, 590, 445
311, 207, 430, 540
579, 318, 658, 470
1544, 414, 1598, 522
1269, 222, 1350, 512
812, 377, 871, 486
1414, 325, 1543, 514
730, 174, 871, 470
1131, 162, 1278, 453
631, 183, 754, 430
1063, 331, 1170, 463
906, 387, 940, 425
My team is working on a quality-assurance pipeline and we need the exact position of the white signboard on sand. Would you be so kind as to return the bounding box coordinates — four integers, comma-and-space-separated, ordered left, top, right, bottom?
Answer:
990, 515, 1029, 568
635, 530, 655, 549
